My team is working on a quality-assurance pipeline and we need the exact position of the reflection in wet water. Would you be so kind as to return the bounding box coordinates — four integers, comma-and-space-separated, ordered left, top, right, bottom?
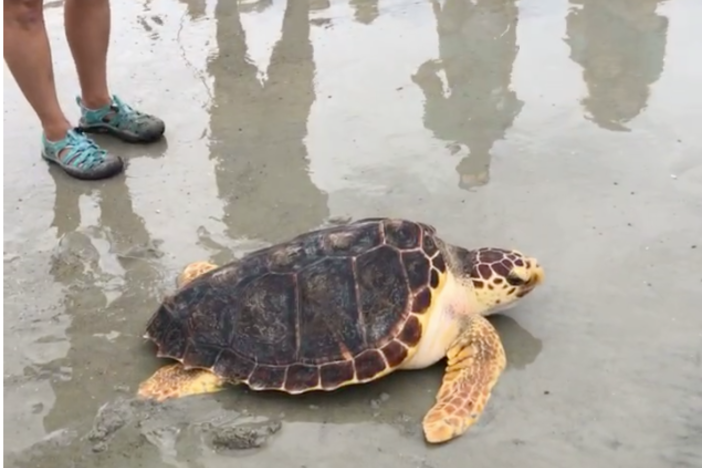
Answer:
565, 0, 668, 132
208, 0, 328, 244
413, 0, 523, 191
239, 0, 274, 14
350, 0, 379, 24
180, 0, 207, 19
43, 162, 167, 434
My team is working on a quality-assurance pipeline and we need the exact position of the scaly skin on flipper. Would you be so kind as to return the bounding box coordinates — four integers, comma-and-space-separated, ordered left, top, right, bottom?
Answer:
137, 363, 227, 401
138, 261, 228, 401
176, 261, 219, 289
422, 314, 506, 444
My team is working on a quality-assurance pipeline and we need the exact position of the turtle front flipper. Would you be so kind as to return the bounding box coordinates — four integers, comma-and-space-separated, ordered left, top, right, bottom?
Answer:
422, 315, 507, 444
137, 363, 228, 402
176, 261, 219, 288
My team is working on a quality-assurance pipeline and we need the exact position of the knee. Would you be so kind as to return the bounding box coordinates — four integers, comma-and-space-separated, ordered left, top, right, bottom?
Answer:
4, 0, 44, 29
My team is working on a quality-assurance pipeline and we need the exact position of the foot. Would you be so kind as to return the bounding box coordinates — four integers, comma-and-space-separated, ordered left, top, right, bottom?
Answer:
76, 95, 165, 143
41, 128, 124, 180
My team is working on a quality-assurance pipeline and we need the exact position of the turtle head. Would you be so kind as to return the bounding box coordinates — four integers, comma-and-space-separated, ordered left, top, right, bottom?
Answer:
466, 247, 544, 315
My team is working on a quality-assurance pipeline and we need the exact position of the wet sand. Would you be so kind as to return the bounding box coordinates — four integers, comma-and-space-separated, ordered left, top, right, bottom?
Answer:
4, 0, 702, 467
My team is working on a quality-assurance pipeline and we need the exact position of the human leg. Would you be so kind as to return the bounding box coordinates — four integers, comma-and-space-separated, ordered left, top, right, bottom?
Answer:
3, 0, 123, 179
64, 0, 166, 143
4, 0, 70, 139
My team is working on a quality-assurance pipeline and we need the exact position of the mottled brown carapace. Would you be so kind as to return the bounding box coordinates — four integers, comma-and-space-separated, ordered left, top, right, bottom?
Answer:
145, 218, 450, 394
139, 217, 547, 445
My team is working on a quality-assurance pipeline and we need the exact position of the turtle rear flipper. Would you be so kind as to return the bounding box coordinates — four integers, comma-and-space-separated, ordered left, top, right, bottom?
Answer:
137, 363, 229, 402
176, 261, 219, 288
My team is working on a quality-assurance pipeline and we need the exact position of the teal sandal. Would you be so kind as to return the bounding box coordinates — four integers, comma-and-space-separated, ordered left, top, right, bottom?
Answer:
76, 95, 165, 143
41, 129, 124, 180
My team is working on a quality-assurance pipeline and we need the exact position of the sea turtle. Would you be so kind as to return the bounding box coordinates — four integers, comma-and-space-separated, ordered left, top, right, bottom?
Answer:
138, 217, 544, 443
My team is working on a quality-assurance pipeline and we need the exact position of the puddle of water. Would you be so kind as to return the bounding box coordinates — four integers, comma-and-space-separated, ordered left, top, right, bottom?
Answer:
4, 0, 702, 467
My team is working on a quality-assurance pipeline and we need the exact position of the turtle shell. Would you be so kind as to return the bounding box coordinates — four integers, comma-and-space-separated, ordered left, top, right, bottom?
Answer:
145, 217, 449, 393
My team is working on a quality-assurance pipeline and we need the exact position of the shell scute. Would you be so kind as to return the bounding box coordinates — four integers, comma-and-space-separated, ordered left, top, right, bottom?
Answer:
145, 298, 175, 339
320, 360, 356, 390
184, 292, 232, 349
402, 250, 431, 291
381, 341, 408, 367
212, 349, 255, 381
429, 269, 440, 288
260, 222, 380, 274
249, 365, 286, 390
356, 244, 410, 345
232, 273, 298, 365
182, 343, 220, 369
297, 257, 365, 363
212, 253, 270, 286
284, 364, 321, 392
397, 314, 423, 347
354, 349, 387, 381
383, 219, 423, 250
158, 315, 187, 358
422, 231, 440, 257
321, 222, 383, 256
412, 287, 433, 313
432, 254, 446, 273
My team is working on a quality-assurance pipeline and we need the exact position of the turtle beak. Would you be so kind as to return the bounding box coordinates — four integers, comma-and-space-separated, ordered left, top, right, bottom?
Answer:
530, 261, 545, 286
516, 259, 544, 298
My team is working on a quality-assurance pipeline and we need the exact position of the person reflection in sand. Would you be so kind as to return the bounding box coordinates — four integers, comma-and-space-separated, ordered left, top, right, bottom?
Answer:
208, 0, 329, 244
42, 165, 166, 435
179, 0, 207, 19
565, 0, 668, 132
412, 0, 523, 191
350, 0, 380, 24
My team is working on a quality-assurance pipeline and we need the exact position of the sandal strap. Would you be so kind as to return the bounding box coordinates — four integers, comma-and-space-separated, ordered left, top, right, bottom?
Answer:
77, 95, 150, 132
47, 129, 109, 170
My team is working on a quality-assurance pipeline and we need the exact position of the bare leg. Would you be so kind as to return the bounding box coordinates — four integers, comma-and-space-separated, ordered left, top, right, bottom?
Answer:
64, 0, 111, 109
3, 0, 72, 140
64, 0, 165, 143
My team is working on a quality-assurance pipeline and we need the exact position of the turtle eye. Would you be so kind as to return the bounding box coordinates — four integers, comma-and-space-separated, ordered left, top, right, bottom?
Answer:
506, 274, 525, 286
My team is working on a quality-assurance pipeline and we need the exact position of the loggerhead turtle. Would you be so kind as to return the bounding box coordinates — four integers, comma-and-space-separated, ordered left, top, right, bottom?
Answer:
138, 217, 544, 443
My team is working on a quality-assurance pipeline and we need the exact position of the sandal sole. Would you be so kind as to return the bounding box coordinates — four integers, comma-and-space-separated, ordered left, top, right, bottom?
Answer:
41, 151, 125, 181
79, 123, 166, 144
